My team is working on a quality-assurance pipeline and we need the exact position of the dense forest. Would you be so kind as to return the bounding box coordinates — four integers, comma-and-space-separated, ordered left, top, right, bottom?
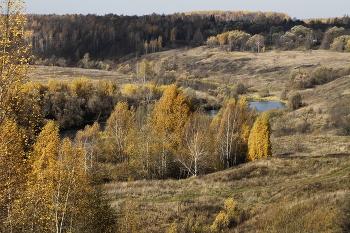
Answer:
27, 11, 350, 67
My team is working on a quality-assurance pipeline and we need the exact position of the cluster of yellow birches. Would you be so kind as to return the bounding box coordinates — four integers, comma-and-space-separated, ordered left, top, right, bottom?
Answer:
100, 83, 272, 180
0, 1, 114, 232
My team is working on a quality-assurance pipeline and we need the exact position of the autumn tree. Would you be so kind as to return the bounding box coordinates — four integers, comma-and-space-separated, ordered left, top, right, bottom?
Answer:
143, 40, 149, 54
104, 102, 136, 164
247, 34, 265, 52
178, 110, 211, 177
170, 27, 177, 45
75, 122, 100, 172
150, 84, 192, 178
0, 117, 27, 232
213, 97, 255, 168
330, 35, 350, 52
0, 0, 41, 132
52, 137, 95, 232
22, 120, 60, 232
157, 36, 163, 51
247, 112, 271, 161
288, 92, 302, 110
206, 36, 219, 48
138, 58, 152, 84
0, 1, 39, 231
217, 31, 229, 47
321, 26, 345, 49
228, 31, 248, 51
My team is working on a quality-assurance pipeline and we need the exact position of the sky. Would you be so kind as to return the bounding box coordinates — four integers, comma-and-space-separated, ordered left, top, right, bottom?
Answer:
25, 0, 350, 20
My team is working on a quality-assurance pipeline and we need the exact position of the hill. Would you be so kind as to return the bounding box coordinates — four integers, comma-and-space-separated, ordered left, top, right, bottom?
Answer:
31, 48, 350, 232
105, 152, 350, 232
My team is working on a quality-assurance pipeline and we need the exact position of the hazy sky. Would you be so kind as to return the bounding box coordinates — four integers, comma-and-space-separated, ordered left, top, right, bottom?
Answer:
26, 0, 350, 20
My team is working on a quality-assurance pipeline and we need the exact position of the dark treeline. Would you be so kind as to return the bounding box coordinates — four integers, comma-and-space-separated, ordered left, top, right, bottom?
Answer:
26, 11, 315, 65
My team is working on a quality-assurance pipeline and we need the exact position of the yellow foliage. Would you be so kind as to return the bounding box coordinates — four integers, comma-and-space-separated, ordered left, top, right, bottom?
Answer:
104, 102, 136, 163
138, 58, 153, 83
247, 111, 271, 162
345, 39, 350, 52
150, 84, 192, 178
0, 117, 27, 231
123, 83, 140, 97
311, 129, 320, 136
70, 77, 93, 98
215, 97, 255, 168
210, 211, 229, 232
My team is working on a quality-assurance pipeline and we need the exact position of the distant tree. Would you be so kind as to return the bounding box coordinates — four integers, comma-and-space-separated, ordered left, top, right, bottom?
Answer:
138, 58, 153, 84
247, 34, 265, 52
170, 27, 178, 45
206, 36, 219, 48
143, 40, 149, 54
191, 29, 204, 47
345, 40, 350, 52
321, 26, 345, 49
330, 35, 350, 52
217, 31, 229, 47
157, 36, 163, 51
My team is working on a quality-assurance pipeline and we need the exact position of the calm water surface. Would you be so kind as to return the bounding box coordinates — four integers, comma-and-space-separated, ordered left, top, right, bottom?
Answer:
249, 101, 286, 113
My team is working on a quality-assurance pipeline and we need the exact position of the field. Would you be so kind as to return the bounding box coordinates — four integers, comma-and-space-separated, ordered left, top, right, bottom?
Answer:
31, 48, 350, 232
30, 65, 131, 83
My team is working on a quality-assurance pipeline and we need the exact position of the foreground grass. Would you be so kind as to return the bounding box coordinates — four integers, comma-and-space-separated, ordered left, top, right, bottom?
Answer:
105, 144, 350, 232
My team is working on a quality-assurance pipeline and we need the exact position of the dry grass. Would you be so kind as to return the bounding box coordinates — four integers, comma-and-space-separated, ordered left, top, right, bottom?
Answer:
104, 153, 350, 232
139, 48, 350, 95
30, 65, 131, 84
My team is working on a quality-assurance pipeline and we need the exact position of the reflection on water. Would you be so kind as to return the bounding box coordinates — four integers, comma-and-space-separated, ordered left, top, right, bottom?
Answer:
206, 109, 219, 117
249, 101, 286, 113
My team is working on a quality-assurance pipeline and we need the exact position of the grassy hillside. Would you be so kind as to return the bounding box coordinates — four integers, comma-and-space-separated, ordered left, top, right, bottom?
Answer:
105, 153, 350, 232
31, 48, 350, 232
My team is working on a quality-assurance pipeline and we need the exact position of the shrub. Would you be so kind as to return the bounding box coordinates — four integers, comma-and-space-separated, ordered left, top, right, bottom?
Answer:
259, 88, 269, 97
288, 92, 302, 110
330, 98, 350, 135
210, 211, 229, 232
289, 69, 312, 89
310, 65, 338, 85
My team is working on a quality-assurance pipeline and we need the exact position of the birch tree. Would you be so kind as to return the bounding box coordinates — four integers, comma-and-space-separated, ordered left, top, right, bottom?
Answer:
0, 118, 26, 232
0, 0, 32, 123
178, 110, 211, 176
214, 97, 255, 168
150, 84, 191, 178
247, 111, 271, 161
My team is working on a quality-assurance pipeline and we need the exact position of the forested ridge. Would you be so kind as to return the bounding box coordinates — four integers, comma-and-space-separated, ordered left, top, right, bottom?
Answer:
27, 10, 350, 66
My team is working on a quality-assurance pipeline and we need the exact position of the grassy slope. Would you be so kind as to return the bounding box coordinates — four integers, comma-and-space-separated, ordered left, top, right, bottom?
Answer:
31, 48, 350, 232
105, 154, 350, 232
